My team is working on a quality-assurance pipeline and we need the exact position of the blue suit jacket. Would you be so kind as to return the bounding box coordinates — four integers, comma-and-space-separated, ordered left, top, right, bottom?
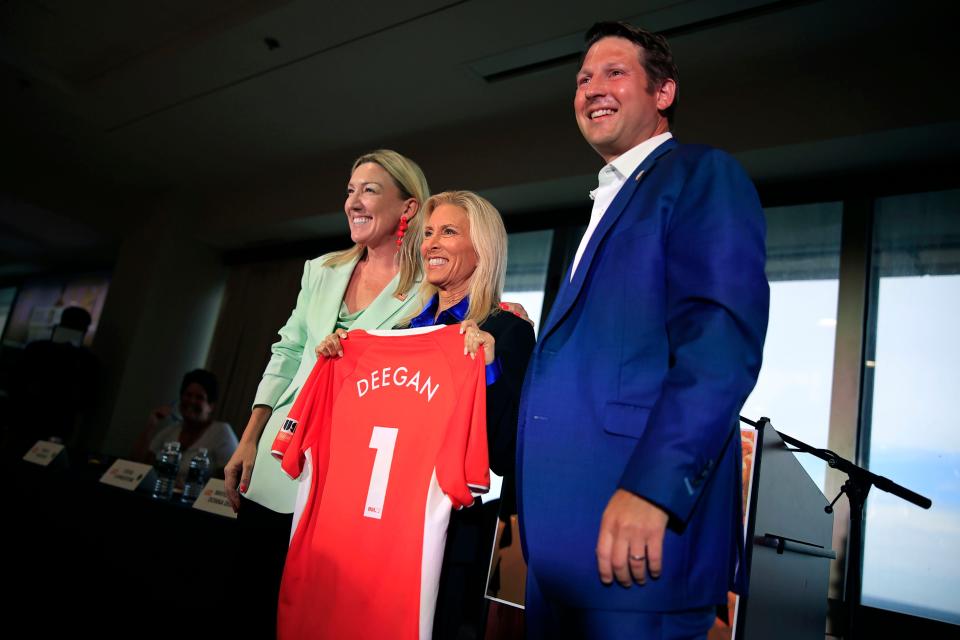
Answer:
517, 139, 769, 612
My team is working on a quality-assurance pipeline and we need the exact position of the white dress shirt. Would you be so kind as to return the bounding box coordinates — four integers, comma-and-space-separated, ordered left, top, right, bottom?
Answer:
570, 132, 673, 280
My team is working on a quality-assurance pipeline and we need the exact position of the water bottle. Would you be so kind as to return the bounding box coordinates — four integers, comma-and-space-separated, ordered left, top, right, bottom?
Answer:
181, 448, 211, 504
152, 441, 182, 500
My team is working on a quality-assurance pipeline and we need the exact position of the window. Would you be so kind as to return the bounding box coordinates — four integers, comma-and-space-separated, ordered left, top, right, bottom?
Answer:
0, 287, 16, 342
860, 189, 960, 624
503, 230, 553, 335
741, 202, 843, 491
1, 275, 110, 348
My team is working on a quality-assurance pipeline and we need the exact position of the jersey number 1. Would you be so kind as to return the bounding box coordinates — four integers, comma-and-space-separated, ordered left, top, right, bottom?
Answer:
364, 426, 398, 519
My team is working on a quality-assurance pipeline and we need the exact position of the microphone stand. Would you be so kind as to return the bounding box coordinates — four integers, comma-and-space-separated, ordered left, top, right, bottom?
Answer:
739, 415, 932, 639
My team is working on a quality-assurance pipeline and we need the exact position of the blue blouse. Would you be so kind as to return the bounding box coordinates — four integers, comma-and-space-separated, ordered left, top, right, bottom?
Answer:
409, 295, 502, 385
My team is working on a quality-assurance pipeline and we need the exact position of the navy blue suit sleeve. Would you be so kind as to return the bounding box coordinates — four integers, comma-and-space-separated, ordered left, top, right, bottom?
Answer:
618, 149, 769, 524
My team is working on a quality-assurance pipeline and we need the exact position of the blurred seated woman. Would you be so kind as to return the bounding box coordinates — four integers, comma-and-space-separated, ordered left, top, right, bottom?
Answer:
317, 191, 536, 639
132, 369, 238, 484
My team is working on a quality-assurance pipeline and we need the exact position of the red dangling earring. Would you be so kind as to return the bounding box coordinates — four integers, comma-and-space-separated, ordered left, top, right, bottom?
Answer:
395, 215, 409, 247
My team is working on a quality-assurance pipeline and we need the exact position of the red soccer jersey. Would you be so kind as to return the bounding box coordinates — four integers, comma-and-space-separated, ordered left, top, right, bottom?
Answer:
271, 325, 489, 640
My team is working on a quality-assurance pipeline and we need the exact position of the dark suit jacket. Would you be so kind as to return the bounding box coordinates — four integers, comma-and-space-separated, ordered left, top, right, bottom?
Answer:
517, 139, 769, 612
434, 309, 535, 639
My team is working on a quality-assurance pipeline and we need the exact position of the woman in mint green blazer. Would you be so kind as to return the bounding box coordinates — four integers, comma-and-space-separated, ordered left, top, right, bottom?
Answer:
223, 149, 429, 637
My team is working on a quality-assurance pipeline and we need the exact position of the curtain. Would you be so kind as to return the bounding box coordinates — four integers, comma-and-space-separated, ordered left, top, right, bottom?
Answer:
206, 258, 306, 434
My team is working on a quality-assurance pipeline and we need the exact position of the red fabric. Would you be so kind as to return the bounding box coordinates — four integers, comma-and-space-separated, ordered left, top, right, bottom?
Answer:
271, 325, 488, 640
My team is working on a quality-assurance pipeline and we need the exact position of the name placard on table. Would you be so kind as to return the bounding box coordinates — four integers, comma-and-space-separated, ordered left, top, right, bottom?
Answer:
191, 478, 238, 519
99, 459, 154, 490
23, 440, 65, 466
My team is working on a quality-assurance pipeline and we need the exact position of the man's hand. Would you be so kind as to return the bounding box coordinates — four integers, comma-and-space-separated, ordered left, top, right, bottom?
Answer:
596, 489, 669, 587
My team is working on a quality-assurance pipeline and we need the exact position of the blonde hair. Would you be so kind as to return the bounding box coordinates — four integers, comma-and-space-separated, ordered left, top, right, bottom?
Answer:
323, 149, 430, 298
412, 190, 507, 326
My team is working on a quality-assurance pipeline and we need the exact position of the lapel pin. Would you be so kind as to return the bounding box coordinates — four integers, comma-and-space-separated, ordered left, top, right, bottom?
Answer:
635, 170, 645, 182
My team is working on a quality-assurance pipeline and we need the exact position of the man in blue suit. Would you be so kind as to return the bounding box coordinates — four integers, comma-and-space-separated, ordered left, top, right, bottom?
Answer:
517, 22, 769, 639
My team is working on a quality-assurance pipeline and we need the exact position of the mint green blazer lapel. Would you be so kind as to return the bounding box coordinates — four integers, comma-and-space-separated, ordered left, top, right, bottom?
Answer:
270, 259, 422, 410
351, 272, 423, 330
310, 256, 358, 335
265, 255, 358, 410
307, 260, 357, 338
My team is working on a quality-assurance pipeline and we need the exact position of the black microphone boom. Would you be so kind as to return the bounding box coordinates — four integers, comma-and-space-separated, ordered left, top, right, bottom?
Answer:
737, 415, 932, 639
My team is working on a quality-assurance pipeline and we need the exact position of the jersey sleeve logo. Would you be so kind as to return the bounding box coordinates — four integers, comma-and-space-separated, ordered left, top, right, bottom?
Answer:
282, 418, 298, 434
